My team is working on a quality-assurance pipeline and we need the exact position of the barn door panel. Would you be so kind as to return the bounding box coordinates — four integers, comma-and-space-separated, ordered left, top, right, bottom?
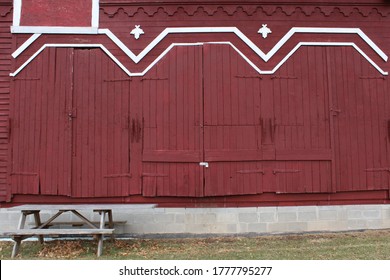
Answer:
270, 47, 333, 193
142, 46, 204, 197
327, 47, 389, 192
10, 48, 73, 195
203, 44, 265, 196
71, 49, 131, 197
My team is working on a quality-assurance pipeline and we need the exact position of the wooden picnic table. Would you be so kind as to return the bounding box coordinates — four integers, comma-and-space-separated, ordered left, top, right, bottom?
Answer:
2, 204, 156, 258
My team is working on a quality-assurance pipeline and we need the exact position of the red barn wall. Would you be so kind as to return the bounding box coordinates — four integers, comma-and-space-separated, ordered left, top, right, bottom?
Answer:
17, 0, 94, 27
1, 0, 390, 206
0, 0, 12, 202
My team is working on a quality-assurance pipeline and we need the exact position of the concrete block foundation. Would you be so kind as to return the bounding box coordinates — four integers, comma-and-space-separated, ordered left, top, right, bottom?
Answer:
1, 205, 390, 236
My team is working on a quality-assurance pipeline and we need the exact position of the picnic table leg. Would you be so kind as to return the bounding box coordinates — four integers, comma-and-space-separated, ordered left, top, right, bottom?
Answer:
11, 212, 27, 258
107, 210, 115, 241
97, 211, 106, 257
107, 210, 114, 229
33, 211, 44, 244
11, 237, 22, 258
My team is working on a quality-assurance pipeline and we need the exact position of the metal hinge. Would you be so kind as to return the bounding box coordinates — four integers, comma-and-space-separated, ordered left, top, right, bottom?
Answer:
142, 173, 168, 177
235, 75, 262, 79
237, 169, 265, 174
271, 76, 297, 80
104, 173, 132, 178
104, 78, 133, 82
365, 168, 390, 173
12, 77, 40, 81
273, 169, 301, 175
141, 77, 168, 81
359, 76, 385, 80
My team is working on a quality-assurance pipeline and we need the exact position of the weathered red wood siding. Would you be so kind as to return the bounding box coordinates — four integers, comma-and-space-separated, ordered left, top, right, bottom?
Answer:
2, 0, 390, 206
0, 1, 11, 202
20, 0, 93, 27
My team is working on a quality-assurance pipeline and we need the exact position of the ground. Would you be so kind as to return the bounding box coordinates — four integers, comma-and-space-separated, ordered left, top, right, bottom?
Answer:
1, 229, 390, 259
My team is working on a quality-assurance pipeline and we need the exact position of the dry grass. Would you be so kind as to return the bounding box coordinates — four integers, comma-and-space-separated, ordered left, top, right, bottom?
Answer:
1, 229, 390, 260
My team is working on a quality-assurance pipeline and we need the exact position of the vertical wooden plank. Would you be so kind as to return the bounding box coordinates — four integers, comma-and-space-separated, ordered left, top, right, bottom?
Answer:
368, 74, 382, 188
112, 63, 121, 196
340, 47, 353, 190
81, 49, 89, 197
40, 48, 53, 194
358, 53, 371, 190
83, 50, 92, 197
94, 49, 103, 197
34, 50, 44, 194
101, 50, 109, 197
55, 48, 66, 196
197, 46, 205, 197
176, 47, 185, 152
316, 48, 327, 151
326, 47, 338, 193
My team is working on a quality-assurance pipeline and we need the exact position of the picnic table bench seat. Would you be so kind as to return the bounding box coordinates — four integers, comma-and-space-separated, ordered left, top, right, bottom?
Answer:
4, 228, 115, 236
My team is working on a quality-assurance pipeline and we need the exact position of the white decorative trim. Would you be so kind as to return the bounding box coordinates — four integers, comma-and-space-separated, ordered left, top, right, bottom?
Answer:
258, 24, 272, 39
130, 25, 145, 40
12, 34, 41, 58
97, 27, 388, 63
11, 26, 99, 34
91, 0, 99, 28
13, 0, 22, 27
10, 27, 388, 76
10, 44, 130, 77
9, 41, 388, 77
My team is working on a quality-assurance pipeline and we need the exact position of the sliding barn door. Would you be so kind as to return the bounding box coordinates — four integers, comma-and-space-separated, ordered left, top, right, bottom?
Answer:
268, 47, 333, 194
141, 44, 334, 197
71, 49, 132, 197
10, 48, 133, 197
142, 46, 204, 197
202, 44, 266, 196
327, 47, 390, 192
10, 48, 73, 195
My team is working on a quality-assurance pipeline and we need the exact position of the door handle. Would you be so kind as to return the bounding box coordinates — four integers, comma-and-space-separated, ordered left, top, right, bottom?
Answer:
68, 109, 77, 121
199, 162, 209, 168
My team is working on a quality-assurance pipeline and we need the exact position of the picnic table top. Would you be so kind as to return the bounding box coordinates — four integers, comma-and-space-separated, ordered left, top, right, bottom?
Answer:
5, 204, 157, 211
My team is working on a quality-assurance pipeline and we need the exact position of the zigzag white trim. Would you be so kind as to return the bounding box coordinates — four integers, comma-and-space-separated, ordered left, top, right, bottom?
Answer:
10, 27, 389, 76
9, 41, 388, 77
97, 27, 388, 64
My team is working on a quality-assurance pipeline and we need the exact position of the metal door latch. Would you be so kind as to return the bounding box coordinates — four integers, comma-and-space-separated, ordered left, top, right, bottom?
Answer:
199, 162, 209, 168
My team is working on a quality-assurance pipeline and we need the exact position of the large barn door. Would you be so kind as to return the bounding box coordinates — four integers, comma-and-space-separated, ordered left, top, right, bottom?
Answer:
268, 47, 333, 194
327, 47, 390, 192
142, 45, 336, 197
201, 45, 333, 195
142, 46, 204, 197
71, 49, 132, 197
10, 48, 133, 198
202, 44, 266, 196
10, 48, 73, 196
142, 45, 269, 197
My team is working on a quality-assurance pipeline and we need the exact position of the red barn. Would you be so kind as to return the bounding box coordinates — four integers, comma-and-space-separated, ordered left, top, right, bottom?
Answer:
0, 0, 389, 234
